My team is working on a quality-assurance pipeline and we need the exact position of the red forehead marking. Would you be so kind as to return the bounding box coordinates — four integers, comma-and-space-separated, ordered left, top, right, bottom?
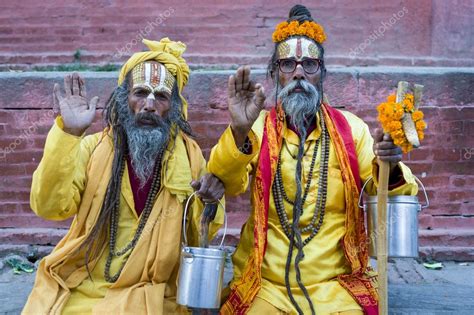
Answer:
296, 38, 302, 59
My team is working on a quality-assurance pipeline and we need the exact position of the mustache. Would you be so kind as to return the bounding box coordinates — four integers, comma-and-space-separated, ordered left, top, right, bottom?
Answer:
289, 80, 311, 94
134, 112, 162, 127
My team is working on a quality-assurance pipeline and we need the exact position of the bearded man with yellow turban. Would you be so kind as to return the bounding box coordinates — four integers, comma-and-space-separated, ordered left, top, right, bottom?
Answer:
209, 5, 419, 315
23, 38, 224, 314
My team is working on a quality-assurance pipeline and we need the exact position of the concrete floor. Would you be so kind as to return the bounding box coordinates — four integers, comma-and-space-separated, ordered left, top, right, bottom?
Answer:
1, 257, 473, 314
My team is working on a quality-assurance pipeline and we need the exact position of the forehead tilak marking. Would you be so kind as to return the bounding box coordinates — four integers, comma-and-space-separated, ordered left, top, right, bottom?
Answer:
279, 37, 321, 59
132, 62, 175, 95
296, 38, 302, 59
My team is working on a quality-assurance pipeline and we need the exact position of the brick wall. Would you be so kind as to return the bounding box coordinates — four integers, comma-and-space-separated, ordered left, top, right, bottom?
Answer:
1, 0, 473, 69
1, 68, 473, 260
0, 0, 473, 260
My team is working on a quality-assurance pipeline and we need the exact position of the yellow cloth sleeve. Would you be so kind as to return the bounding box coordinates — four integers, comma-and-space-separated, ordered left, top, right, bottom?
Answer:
30, 117, 100, 221
208, 126, 260, 196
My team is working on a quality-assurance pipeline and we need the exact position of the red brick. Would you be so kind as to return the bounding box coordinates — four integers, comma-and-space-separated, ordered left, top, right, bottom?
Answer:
0, 228, 67, 245
419, 246, 474, 261
0, 1, 472, 67
419, 175, 449, 188
419, 214, 435, 230
408, 148, 431, 161
0, 214, 71, 229
429, 216, 474, 229
450, 176, 474, 187
0, 164, 26, 176
419, 229, 474, 247
432, 148, 461, 162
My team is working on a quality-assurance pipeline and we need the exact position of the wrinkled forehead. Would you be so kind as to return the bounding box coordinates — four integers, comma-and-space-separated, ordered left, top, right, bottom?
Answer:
131, 62, 176, 95
277, 37, 321, 59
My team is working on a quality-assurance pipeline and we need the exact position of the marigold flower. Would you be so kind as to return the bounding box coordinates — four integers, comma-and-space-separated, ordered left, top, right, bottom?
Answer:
272, 20, 327, 44
377, 93, 426, 154
412, 111, 424, 121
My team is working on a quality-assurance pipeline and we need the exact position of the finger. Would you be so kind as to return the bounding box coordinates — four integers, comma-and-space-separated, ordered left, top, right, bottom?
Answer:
64, 74, 72, 97
72, 73, 80, 95
235, 67, 244, 92
376, 148, 402, 157
197, 175, 211, 197
242, 66, 250, 90
206, 179, 221, 202
88, 96, 99, 112
376, 141, 400, 150
254, 84, 266, 109
190, 180, 201, 191
383, 133, 393, 141
228, 75, 236, 98
79, 75, 87, 98
53, 83, 63, 111
373, 128, 384, 143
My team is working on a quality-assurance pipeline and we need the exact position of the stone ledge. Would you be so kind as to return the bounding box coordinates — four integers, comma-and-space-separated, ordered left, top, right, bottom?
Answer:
2, 228, 473, 261
0, 67, 472, 110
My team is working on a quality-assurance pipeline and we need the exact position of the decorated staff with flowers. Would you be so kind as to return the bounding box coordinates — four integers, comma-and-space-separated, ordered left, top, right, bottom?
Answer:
208, 4, 421, 315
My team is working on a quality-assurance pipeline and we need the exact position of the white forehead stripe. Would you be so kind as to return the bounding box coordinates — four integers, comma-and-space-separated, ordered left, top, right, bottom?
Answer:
156, 64, 166, 92
282, 37, 320, 59
144, 63, 151, 85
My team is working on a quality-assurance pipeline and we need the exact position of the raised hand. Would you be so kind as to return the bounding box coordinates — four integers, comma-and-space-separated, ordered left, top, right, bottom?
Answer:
228, 66, 265, 147
53, 72, 99, 136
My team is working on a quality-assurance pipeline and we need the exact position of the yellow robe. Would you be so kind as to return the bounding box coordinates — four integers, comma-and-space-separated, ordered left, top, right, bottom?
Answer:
23, 117, 223, 315
208, 110, 418, 314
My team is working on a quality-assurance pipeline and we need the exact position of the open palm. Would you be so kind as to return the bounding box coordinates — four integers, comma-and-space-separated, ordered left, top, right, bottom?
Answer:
228, 66, 266, 134
53, 73, 99, 136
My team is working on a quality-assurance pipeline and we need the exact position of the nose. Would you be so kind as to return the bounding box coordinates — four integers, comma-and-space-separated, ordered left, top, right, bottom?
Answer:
293, 64, 306, 80
142, 95, 157, 113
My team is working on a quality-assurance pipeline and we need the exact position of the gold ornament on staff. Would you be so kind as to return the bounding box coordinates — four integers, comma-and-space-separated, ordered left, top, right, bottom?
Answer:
375, 81, 427, 314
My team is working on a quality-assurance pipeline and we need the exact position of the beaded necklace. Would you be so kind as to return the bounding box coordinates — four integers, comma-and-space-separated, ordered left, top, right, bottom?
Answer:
272, 113, 330, 247
104, 148, 165, 283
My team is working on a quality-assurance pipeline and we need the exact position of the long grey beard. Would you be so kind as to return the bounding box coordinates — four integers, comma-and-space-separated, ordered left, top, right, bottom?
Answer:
276, 80, 321, 135
117, 104, 170, 188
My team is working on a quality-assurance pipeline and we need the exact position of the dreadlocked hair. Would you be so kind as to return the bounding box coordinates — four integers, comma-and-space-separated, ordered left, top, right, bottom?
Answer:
272, 4, 324, 315
76, 72, 193, 278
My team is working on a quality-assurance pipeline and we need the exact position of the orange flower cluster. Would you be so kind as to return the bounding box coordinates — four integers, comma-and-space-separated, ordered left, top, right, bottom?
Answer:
377, 93, 427, 153
272, 20, 327, 44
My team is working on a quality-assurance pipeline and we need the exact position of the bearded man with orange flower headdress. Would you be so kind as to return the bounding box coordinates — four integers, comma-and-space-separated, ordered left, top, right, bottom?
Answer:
209, 5, 419, 315
23, 38, 224, 315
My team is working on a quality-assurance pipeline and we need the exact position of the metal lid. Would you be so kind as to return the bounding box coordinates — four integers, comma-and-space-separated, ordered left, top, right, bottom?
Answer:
365, 195, 419, 204
183, 246, 226, 258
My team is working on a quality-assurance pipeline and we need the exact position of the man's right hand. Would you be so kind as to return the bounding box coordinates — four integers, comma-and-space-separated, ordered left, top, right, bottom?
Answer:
228, 66, 265, 147
53, 72, 99, 136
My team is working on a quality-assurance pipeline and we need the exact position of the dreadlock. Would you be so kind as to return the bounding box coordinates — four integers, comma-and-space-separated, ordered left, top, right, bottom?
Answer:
76, 72, 193, 278
268, 4, 328, 314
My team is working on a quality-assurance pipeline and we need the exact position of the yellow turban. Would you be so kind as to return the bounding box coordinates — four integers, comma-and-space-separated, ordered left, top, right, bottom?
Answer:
118, 37, 191, 117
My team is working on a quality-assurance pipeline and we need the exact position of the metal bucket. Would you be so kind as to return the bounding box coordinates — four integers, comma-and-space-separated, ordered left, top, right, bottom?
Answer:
359, 176, 429, 258
177, 192, 227, 310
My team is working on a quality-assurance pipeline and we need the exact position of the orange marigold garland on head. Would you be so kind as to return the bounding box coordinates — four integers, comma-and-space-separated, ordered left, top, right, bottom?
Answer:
377, 93, 427, 153
272, 20, 327, 44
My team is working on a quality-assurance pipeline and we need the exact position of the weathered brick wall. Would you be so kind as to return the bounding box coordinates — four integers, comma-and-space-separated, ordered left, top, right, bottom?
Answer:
1, 68, 473, 259
0, 0, 473, 260
2, 0, 473, 69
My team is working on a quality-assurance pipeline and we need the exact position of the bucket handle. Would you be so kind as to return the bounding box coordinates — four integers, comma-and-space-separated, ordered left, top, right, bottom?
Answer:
358, 175, 429, 210
182, 191, 227, 248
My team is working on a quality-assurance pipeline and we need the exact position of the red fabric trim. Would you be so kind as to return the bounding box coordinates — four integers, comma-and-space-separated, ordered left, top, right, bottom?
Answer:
323, 105, 362, 193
